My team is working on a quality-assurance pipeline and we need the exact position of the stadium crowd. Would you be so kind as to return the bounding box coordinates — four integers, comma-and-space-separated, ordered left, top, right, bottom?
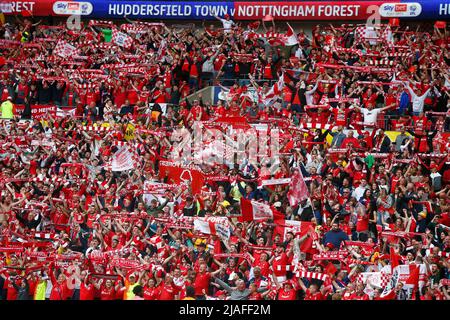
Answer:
0, 14, 449, 300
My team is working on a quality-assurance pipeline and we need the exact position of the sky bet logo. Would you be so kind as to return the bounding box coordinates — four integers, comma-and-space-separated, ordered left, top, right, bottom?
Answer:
379, 2, 421, 17
53, 1, 93, 15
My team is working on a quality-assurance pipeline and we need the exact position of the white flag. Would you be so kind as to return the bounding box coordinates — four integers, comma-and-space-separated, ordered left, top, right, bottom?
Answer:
111, 146, 135, 171
194, 217, 230, 240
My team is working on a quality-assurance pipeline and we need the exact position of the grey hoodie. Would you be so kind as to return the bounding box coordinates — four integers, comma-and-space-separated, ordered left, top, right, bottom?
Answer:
214, 278, 267, 300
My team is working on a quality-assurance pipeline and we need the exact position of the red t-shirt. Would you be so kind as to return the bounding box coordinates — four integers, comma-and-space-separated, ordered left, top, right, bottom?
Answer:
193, 272, 211, 296
356, 213, 369, 232
248, 292, 263, 300
278, 288, 297, 300
49, 282, 70, 300
158, 283, 180, 300
4, 277, 20, 300
304, 289, 324, 300
80, 283, 95, 300
333, 108, 351, 126
190, 106, 203, 121
143, 286, 161, 300
100, 286, 116, 300
114, 89, 127, 108
127, 90, 139, 105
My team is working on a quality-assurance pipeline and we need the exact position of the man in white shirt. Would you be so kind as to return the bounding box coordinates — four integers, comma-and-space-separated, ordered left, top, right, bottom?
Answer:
214, 14, 235, 34
305, 81, 319, 105
352, 178, 368, 201
403, 81, 433, 116
354, 102, 395, 127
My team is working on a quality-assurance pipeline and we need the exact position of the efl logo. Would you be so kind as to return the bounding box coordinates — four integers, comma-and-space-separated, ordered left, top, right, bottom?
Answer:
395, 4, 407, 12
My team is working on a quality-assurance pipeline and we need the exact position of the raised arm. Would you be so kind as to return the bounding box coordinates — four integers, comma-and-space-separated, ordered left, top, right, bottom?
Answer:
213, 276, 233, 292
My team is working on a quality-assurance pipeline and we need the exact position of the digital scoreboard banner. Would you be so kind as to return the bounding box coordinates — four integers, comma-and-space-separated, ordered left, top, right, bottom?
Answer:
1, 0, 449, 20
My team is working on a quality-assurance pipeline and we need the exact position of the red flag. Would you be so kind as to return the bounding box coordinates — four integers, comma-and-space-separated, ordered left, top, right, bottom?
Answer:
261, 75, 285, 106
158, 161, 205, 195
435, 21, 447, 29
390, 247, 400, 269
404, 265, 420, 300
284, 23, 298, 46
389, 18, 400, 27
287, 169, 309, 207
274, 219, 312, 252
239, 199, 283, 222
324, 261, 337, 275
377, 288, 396, 300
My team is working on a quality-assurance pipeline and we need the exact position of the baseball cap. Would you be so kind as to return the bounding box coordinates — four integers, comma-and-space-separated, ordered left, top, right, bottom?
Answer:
221, 200, 230, 208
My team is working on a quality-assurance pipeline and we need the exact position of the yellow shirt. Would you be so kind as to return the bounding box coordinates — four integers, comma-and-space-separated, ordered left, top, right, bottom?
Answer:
34, 281, 47, 300
1, 100, 14, 119
230, 182, 244, 201
124, 282, 138, 300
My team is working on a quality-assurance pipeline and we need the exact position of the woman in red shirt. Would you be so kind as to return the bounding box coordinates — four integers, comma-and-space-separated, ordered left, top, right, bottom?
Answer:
143, 277, 161, 300
96, 278, 116, 300
48, 264, 71, 300
356, 206, 370, 241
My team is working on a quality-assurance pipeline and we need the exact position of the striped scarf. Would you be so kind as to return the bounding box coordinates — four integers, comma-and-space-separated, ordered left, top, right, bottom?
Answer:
89, 20, 114, 27
296, 271, 329, 282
